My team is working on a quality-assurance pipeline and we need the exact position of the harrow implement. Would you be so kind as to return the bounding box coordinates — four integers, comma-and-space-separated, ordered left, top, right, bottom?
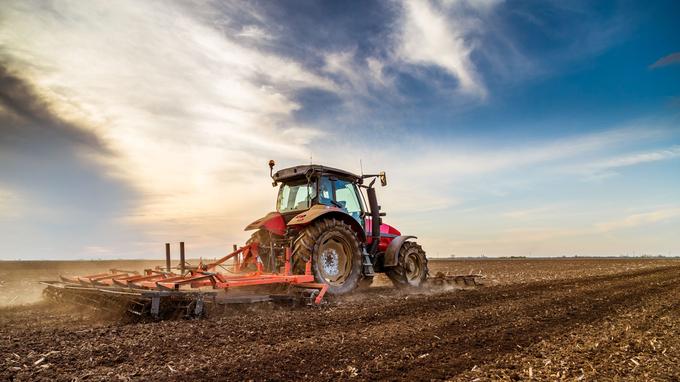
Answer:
427, 272, 485, 288
41, 242, 328, 319
41, 281, 213, 319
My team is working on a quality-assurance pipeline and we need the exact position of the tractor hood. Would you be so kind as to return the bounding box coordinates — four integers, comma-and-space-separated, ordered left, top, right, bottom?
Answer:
244, 211, 286, 236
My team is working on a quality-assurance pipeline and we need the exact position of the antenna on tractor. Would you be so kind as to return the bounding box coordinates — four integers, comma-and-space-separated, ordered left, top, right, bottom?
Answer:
360, 159, 364, 177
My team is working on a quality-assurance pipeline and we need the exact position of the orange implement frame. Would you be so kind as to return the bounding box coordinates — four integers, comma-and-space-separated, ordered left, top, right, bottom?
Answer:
60, 243, 328, 305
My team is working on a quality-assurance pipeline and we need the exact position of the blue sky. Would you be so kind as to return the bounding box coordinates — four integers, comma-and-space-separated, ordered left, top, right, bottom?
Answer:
0, 0, 678, 259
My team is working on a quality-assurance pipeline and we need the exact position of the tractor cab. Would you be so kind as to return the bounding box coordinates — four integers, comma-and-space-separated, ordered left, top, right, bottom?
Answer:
275, 168, 364, 225
247, 162, 396, 250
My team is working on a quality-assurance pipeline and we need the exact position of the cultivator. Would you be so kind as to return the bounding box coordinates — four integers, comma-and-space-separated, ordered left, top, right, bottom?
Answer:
41, 243, 484, 319
427, 272, 485, 288
41, 242, 328, 319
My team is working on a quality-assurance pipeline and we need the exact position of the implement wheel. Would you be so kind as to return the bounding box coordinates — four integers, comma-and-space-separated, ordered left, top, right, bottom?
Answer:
387, 241, 428, 288
293, 218, 363, 295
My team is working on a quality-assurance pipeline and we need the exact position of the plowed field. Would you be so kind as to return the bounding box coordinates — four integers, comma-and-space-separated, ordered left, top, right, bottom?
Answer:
1, 258, 679, 381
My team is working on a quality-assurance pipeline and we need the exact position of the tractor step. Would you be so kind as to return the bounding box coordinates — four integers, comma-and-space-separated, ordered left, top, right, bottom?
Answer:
362, 251, 375, 276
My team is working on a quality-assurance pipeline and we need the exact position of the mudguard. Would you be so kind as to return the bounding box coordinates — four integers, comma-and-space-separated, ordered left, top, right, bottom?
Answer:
383, 235, 417, 267
289, 204, 366, 242
244, 211, 286, 236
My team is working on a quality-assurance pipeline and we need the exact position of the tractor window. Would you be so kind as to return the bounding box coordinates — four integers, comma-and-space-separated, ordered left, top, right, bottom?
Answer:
334, 179, 362, 223
277, 180, 316, 212
318, 176, 334, 206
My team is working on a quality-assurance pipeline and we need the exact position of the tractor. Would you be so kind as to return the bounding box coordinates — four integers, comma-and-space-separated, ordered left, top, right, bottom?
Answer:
244, 161, 429, 295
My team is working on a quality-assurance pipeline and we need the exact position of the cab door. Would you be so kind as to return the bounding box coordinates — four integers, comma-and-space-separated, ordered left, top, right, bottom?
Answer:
332, 178, 364, 226
318, 176, 364, 227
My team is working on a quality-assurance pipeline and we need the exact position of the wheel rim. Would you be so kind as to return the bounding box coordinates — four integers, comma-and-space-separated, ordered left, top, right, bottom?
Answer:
317, 235, 352, 285
404, 252, 423, 282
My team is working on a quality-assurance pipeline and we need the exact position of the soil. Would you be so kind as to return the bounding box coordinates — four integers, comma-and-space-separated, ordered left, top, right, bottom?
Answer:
1, 258, 679, 381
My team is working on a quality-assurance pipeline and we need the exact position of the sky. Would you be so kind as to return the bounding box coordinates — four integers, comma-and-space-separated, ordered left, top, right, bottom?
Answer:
0, 0, 679, 260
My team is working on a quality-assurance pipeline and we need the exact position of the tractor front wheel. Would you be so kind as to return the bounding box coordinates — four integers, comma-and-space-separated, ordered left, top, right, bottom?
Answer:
247, 229, 276, 272
387, 241, 428, 288
293, 219, 363, 295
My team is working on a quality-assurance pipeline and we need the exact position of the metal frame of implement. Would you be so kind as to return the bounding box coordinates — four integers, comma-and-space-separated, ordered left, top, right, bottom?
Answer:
42, 243, 328, 318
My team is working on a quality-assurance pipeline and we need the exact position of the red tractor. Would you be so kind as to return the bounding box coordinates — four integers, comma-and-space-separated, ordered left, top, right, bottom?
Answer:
244, 161, 429, 295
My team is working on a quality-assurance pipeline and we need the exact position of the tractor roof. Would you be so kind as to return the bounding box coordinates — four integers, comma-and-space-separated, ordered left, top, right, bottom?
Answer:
273, 164, 360, 182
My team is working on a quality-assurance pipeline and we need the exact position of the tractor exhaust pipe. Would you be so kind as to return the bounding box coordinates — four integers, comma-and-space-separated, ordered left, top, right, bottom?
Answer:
367, 186, 381, 254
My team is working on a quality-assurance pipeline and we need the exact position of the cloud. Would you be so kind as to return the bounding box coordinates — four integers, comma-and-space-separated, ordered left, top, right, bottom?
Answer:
0, 59, 134, 259
650, 52, 680, 69
323, 50, 377, 96
565, 145, 680, 179
313, 125, 671, 217
320, 50, 400, 110
395, 0, 494, 98
591, 146, 680, 168
0, 63, 108, 153
236, 25, 272, 40
502, 205, 561, 220
391, 126, 668, 178
596, 207, 680, 232
0, 187, 20, 218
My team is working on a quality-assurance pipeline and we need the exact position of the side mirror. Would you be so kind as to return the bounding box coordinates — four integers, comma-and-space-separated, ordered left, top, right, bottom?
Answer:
379, 171, 387, 187
269, 160, 277, 187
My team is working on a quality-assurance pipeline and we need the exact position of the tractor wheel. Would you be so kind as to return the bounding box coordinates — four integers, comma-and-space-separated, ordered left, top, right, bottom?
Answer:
293, 218, 363, 295
387, 241, 428, 288
246, 229, 270, 248
246, 229, 271, 270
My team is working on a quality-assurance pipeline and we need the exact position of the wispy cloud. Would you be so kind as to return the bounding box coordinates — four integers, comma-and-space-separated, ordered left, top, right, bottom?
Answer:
236, 25, 272, 41
596, 207, 680, 232
386, 126, 669, 178
0, 64, 108, 153
502, 205, 562, 220
0, 187, 20, 218
650, 52, 680, 69
590, 146, 680, 169
319, 0, 506, 104
321, 49, 396, 102
395, 0, 496, 98
316, 125, 673, 216
564, 145, 680, 180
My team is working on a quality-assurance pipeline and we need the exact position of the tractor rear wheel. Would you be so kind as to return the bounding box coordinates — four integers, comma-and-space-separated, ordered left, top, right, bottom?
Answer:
293, 218, 363, 295
387, 241, 428, 288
